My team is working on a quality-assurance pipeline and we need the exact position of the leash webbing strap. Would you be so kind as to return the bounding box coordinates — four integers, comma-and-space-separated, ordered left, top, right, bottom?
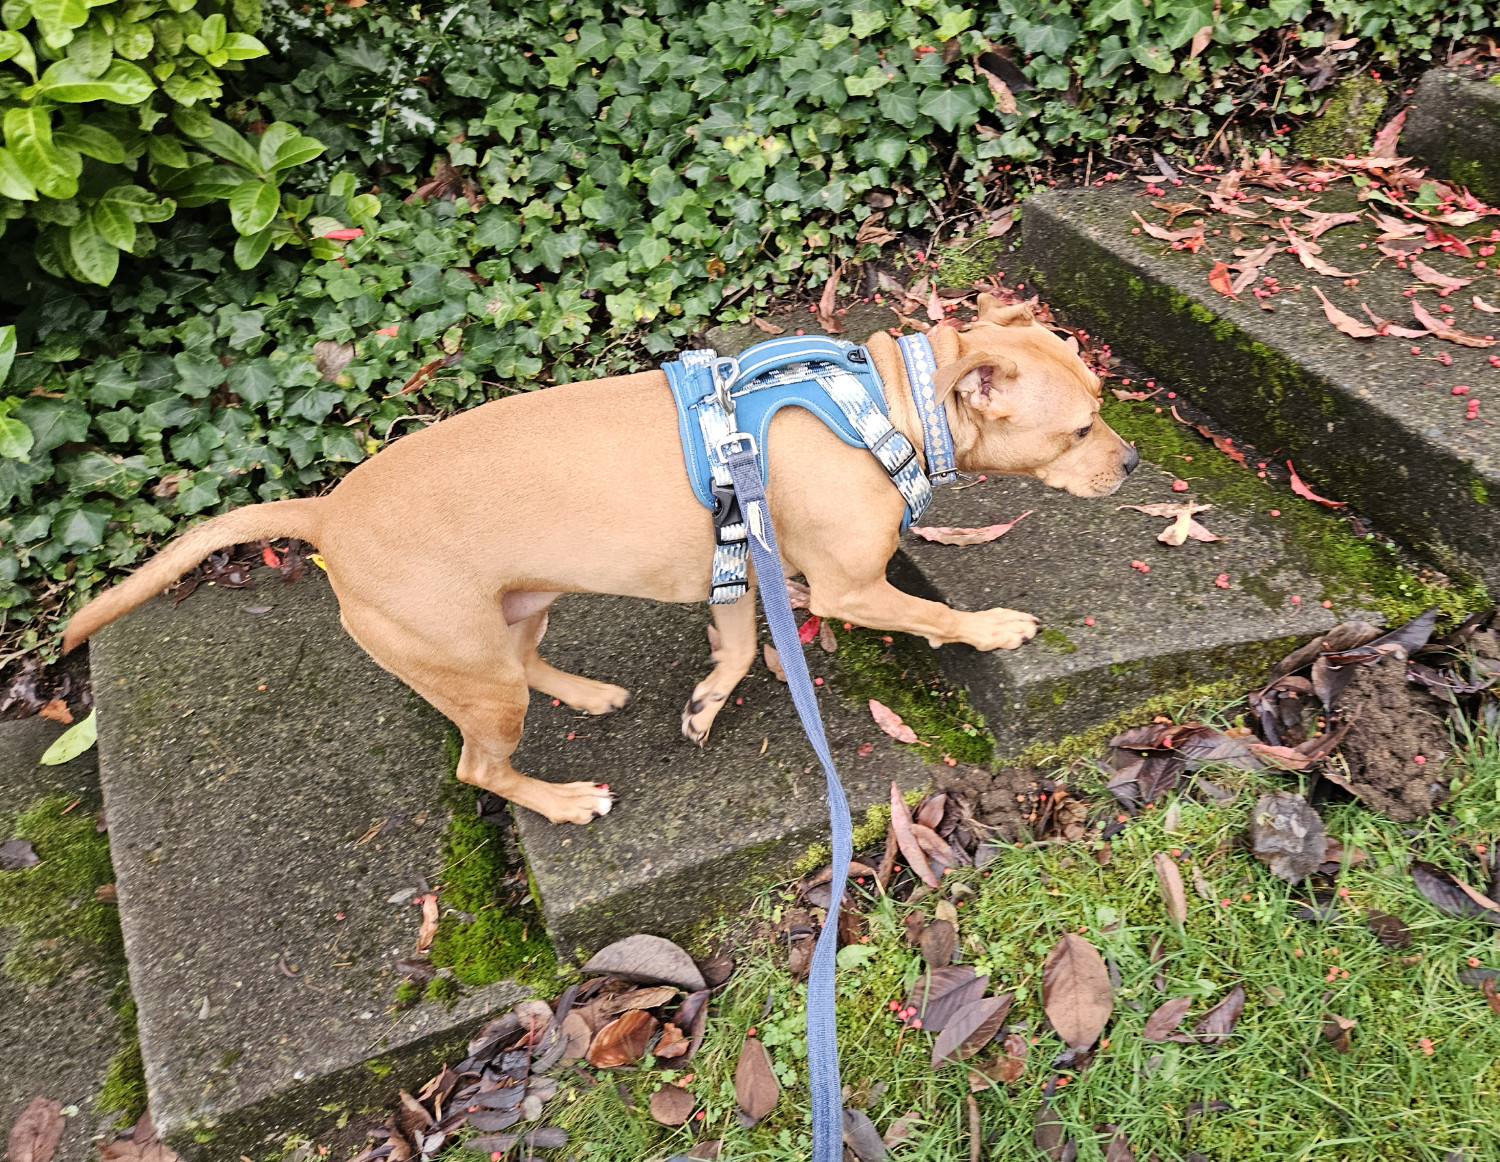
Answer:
723, 441, 851, 1162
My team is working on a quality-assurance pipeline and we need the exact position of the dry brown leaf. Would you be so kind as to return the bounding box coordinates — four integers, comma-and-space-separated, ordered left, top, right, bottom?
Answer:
908, 511, 1031, 545
818, 265, 844, 334
605, 986, 679, 1016
1360, 304, 1428, 338
7, 1097, 64, 1162
1412, 300, 1497, 346
1117, 503, 1217, 545
1409, 259, 1474, 290
1484, 978, 1500, 1016
1302, 210, 1363, 238
313, 338, 355, 381
872, 701, 920, 745
1322, 1013, 1356, 1053
764, 643, 786, 682
1142, 995, 1193, 1040
891, 781, 941, 887
1287, 461, 1346, 508
855, 215, 898, 248
587, 1009, 659, 1068
1447, 875, 1500, 915
997, 1032, 1028, 1081
920, 918, 957, 968
1154, 852, 1188, 924
752, 316, 785, 334
559, 1011, 592, 1061
36, 699, 72, 724
977, 66, 1018, 113
1474, 295, 1500, 314
1313, 287, 1381, 338
1187, 23, 1213, 56
1192, 983, 1246, 1046
649, 1084, 695, 1126
818, 618, 838, 653
1041, 934, 1113, 1052
930, 993, 1012, 1067
581, 934, 707, 990
414, 892, 440, 955
1370, 108, 1407, 158
734, 1037, 780, 1124
1131, 211, 1204, 244
926, 283, 945, 324
1281, 221, 1359, 277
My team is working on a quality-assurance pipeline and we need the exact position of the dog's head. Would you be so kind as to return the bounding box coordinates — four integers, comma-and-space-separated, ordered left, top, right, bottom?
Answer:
928, 294, 1138, 497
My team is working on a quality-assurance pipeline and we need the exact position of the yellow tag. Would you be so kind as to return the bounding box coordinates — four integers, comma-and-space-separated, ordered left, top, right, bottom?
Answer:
310, 553, 327, 571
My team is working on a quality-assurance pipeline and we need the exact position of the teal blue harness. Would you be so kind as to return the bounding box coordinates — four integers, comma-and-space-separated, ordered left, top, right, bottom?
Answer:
662, 333, 956, 603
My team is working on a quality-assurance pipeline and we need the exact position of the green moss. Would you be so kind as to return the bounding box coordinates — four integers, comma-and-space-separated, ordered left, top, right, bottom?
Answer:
934, 232, 1017, 288
365, 1057, 394, 1079
97, 995, 146, 1126
1293, 75, 1388, 158
1470, 478, 1489, 506
0, 795, 123, 983
425, 730, 556, 989
393, 980, 421, 1005
422, 975, 461, 1005
1037, 626, 1078, 654
1101, 398, 1487, 627
827, 624, 994, 765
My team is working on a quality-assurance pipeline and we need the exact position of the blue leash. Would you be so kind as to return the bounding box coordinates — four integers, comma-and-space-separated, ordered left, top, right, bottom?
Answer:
723, 439, 852, 1162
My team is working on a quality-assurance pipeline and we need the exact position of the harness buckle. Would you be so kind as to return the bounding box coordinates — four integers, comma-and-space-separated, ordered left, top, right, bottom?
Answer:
716, 432, 758, 461
711, 481, 743, 534
712, 356, 741, 415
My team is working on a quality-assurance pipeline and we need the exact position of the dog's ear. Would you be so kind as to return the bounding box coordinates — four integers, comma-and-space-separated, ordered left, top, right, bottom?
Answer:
976, 293, 1034, 327
931, 350, 1021, 414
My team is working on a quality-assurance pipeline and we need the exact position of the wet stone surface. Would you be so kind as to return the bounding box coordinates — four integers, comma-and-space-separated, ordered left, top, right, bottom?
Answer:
0, 717, 125, 1161
895, 465, 1341, 758
1402, 67, 1500, 208
1020, 186, 1500, 589
511, 593, 931, 958
89, 570, 525, 1159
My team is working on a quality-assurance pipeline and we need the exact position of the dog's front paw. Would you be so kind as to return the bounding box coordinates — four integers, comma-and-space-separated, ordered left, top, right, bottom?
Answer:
681, 688, 727, 746
532, 781, 615, 825
966, 607, 1039, 651
571, 681, 630, 715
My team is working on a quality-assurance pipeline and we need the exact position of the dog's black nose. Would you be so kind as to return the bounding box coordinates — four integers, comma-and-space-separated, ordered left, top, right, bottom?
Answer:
1123, 443, 1140, 474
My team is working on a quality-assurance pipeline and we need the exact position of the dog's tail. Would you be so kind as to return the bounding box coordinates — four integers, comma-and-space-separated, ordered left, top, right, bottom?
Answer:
61, 497, 325, 653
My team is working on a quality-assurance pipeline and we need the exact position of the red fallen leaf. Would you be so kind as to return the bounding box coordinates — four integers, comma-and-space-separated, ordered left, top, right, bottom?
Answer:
37, 699, 72, 724
1247, 741, 1313, 770
261, 546, 282, 568
926, 283, 946, 324
908, 511, 1031, 545
890, 781, 941, 888
996, 1032, 1028, 1081
1370, 108, 1407, 158
1301, 209, 1363, 238
588, 1009, 660, 1067
414, 892, 440, 954
1207, 261, 1238, 300
1409, 259, 1474, 290
798, 614, 821, 645
375, 325, 400, 337
1280, 221, 1360, 277
1474, 296, 1500, 314
1131, 211, 1203, 244
752, 316, 785, 334
1041, 934, 1113, 1052
324, 227, 364, 240
1360, 304, 1428, 338
7, 1096, 64, 1162
1312, 287, 1380, 338
1412, 300, 1497, 347
818, 265, 844, 334
734, 1036, 780, 1124
871, 701, 920, 745
1286, 461, 1345, 508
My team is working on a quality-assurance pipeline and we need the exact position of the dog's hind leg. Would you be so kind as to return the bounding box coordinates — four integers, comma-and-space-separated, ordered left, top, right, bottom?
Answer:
340, 599, 613, 825
682, 590, 757, 745
508, 597, 630, 715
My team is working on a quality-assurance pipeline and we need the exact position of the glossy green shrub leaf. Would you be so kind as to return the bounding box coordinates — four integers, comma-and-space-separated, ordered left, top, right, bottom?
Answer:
196, 118, 264, 173
228, 179, 278, 234
233, 223, 273, 268
0, 327, 16, 389
38, 58, 153, 102
0, 146, 37, 200
4, 107, 79, 199
0, 28, 37, 77
53, 122, 124, 163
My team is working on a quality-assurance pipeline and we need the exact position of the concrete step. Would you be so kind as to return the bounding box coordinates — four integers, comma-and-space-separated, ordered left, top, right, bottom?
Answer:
89, 572, 527, 1160
1019, 185, 1500, 591
1403, 67, 1500, 207
0, 716, 129, 1161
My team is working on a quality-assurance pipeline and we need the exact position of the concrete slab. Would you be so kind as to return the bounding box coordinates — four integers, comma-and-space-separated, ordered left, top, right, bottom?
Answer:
0, 716, 127, 1161
1020, 186, 1500, 589
510, 595, 931, 957
895, 465, 1338, 758
1402, 68, 1500, 207
89, 571, 526, 1160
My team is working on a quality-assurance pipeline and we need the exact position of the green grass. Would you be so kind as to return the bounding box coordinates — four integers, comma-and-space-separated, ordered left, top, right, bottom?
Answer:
540, 715, 1500, 1162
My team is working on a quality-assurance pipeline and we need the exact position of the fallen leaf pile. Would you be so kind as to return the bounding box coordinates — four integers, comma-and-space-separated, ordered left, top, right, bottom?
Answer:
347, 934, 737, 1161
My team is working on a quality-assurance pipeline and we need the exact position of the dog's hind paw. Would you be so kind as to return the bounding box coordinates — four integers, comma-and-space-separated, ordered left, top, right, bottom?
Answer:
681, 691, 726, 746
529, 781, 614, 825
965, 607, 1040, 651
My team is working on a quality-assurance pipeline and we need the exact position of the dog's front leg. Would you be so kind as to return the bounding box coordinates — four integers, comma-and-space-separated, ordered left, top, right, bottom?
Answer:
681, 591, 757, 744
810, 578, 1037, 651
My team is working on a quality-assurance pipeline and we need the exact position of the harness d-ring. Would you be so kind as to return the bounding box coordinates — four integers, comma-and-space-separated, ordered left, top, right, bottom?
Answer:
712, 356, 740, 415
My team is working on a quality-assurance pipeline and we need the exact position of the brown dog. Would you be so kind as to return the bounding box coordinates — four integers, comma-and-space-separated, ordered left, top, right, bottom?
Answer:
64, 295, 1136, 824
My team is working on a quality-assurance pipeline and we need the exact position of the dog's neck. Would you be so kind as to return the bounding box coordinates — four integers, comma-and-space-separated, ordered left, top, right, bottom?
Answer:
867, 327, 978, 474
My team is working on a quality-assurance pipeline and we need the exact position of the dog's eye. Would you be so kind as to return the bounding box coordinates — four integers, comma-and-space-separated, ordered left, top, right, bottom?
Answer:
1074, 423, 1093, 439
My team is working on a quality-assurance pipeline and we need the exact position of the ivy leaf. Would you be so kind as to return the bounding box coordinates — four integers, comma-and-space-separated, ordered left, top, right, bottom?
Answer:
1132, 42, 1176, 72
228, 180, 280, 235
0, 325, 16, 388
51, 501, 112, 551
0, 398, 35, 462
917, 85, 979, 133
175, 470, 222, 513
16, 396, 91, 454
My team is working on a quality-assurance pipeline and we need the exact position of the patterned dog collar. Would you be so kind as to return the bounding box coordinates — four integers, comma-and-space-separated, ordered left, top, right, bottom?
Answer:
896, 332, 957, 484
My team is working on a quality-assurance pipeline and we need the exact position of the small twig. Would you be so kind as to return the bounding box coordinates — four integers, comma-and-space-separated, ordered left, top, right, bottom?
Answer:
966, 1094, 981, 1162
